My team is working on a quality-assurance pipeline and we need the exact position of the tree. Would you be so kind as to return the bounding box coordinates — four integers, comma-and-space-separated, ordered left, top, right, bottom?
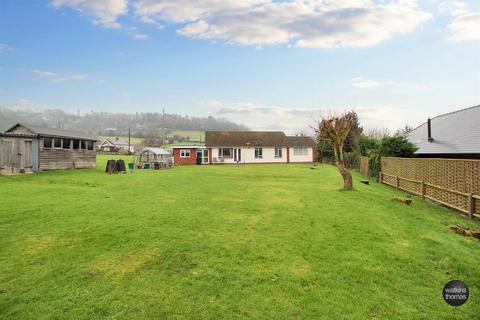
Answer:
379, 135, 417, 157
363, 134, 417, 179
358, 135, 379, 156
343, 111, 363, 153
314, 112, 356, 190
396, 124, 414, 136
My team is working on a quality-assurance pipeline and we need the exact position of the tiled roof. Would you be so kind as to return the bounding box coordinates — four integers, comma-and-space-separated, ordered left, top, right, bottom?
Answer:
285, 136, 317, 147
407, 105, 480, 154
205, 131, 315, 147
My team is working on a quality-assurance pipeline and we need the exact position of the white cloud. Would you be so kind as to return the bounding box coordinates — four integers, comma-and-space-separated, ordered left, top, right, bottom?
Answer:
32, 69, 87, 82
434, 1, 480, 42
352, 77, 381, 88
133, 0, 431, 48
0, 43, 14, 52
5, 98, 36, 110
133, 0, 266, 24
414, 84, 429, 89
447, 11, 480, 42
51, 0, 128, 28
201, 100, 421, 133
32, 69, 58, 78
131, 33, 149, 40
436, 1, 470, 16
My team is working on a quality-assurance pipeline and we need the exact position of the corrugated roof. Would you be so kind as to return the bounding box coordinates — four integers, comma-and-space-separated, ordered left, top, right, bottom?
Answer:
112, 140, 129, 146
407, 105, 480, 154
142, 147, 171, 155
5, 123, 97, 140
205, 131, 316, 147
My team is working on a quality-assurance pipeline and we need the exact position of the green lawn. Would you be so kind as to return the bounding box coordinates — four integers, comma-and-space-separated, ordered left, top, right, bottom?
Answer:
1, 156, 479, 319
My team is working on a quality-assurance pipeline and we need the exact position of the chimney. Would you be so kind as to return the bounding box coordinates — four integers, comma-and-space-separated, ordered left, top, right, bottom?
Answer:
427, 118, 433, 142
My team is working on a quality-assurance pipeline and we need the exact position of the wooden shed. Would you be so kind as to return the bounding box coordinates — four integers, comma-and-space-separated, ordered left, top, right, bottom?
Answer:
0, 132, 39, 174
0, 123, 97, 175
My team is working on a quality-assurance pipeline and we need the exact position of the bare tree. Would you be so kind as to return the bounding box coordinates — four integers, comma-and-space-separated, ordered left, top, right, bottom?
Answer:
314, 112, 356, 190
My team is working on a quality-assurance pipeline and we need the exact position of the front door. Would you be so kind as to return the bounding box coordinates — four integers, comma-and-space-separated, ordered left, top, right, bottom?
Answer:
197, 149, 209, 164
234, 148, 242, 163
196, 150, 202, 165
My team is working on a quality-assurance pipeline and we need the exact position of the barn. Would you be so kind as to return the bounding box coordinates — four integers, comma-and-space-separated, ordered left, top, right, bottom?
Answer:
0, 123, 97, 175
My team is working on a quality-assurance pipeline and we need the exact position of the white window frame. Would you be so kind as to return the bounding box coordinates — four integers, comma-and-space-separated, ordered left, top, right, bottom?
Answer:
293, 147, 308, 156
218, 148, 233, 159
255, 147, 263, 159
275, 147, 283, 158
180, 149, 191, 158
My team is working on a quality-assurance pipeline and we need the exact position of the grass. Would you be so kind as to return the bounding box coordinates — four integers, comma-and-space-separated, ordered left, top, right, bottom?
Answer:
0, 155, 479, 319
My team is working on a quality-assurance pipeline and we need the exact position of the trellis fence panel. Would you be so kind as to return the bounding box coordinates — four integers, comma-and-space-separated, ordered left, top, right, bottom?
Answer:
380, 157, 480, 219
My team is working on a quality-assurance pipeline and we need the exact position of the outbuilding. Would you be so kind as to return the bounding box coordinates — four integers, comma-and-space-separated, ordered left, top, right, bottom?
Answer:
138, 147, 173, 168
0, 123, 97, 175
407, 105, 480, 159
171, 146, 209, 165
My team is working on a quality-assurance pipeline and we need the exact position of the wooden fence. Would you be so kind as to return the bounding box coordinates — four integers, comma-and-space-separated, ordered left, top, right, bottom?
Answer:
380, 157, 480, 219
360, 156, 369, 177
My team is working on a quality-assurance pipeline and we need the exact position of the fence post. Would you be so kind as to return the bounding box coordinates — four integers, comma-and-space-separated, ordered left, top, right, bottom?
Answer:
396, 176, 400, 190
421, 180, 425, 200
379, 172, 382, 183
468, 193, 474, 219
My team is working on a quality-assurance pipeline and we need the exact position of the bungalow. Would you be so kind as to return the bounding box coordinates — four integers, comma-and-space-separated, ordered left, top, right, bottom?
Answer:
171, 131, 316, 165
407, 105, 480, 159
98, 138, 134, 153
0, 123, 97, 174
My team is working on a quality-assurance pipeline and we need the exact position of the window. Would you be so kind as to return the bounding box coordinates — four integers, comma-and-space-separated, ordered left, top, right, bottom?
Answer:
43, 138, 52, 148
254, 147, 263, 159
54, 138, 62, 148
81, 140, 87, 150
218, 148, 233, 158
87, 141, 94, 150
62, 139, 71, 149
275, 148, 283, 158
180, 149, 190, 158
73, 140, 80, 149
293, 148, 308, 156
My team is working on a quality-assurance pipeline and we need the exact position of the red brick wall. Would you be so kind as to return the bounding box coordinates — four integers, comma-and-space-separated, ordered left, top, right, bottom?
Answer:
173, 148, 197, 165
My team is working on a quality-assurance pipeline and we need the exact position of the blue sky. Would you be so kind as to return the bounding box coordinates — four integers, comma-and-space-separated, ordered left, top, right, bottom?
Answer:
0, 0, 479, 133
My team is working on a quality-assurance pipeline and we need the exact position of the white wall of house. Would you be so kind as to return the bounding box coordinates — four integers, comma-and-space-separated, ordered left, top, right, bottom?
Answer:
212, 147, 286, 163
211, 147, 313, 164
289, 147, 313, 162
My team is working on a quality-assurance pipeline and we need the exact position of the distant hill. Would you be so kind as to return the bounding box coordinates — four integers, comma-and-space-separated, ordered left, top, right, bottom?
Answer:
0, 108, 248, 139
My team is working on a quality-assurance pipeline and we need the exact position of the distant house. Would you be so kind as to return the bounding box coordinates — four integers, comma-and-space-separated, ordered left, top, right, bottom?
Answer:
0, 123, 97, 175
98, 138, 134, 153
171, 131, 316, 165
407, 105, 480, 159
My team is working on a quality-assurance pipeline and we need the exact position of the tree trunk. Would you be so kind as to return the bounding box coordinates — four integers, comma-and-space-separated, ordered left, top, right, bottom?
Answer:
333, 145, 353, 190
337, 164, 353, 190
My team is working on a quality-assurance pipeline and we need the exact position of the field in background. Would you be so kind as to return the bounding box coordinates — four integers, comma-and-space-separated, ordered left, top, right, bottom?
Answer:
98, 136, 144, 144
100, 130, 205, 147
1, 157, 479, 319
